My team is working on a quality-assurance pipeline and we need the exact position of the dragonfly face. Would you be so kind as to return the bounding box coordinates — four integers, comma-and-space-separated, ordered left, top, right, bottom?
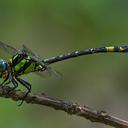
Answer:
0, 59, 8, 72
0, 59, 8, 79
0, 59, 9, 79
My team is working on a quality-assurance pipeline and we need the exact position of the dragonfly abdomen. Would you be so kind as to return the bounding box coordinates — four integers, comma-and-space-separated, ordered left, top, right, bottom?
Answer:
44, 46, 128, 64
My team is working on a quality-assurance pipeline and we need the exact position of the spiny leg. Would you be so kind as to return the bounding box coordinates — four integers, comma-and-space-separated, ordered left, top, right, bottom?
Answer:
3, 78, 19, 95
0, 78, 10, 95
16, 77, 31, 106
0, 73, 16, 95
0, 78, 9, 87
0, 73, 11, 87
11, 78, 18, 90
1, 75, 19, 95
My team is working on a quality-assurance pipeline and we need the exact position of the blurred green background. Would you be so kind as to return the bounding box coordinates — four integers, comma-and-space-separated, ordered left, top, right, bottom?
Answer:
0, 0, 128, 128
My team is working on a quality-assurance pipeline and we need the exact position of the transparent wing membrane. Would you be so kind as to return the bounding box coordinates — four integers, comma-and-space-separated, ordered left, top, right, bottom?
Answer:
22, 44, 62, 78
22, 44, 46, 66
0, 41, 19, 55
34, 68, 63, 79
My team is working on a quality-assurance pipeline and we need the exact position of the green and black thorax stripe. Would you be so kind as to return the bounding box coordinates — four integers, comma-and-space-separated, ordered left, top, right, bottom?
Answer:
9, 53, 46, 76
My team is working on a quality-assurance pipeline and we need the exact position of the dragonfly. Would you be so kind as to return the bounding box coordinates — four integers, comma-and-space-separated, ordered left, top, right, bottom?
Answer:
0, 41, 128, 105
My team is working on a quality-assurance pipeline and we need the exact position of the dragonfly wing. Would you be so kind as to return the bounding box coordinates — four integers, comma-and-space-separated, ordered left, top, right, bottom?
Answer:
46, 66, 63, 79
22, 44, 62, 79
34, 70, 52, 78
22, 44, 46, 66
0, 41, 19, 55
34, 69, 63, 79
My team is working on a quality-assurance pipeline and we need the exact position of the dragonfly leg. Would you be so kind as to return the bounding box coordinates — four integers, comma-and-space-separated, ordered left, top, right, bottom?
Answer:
0, 74, 15, 95
0, 73, 11, 87
0, 78, 9, 87
4, 78, 18, 96
1, 73, 18, 94
11, 78, 18, 90
16, 77, 31, 106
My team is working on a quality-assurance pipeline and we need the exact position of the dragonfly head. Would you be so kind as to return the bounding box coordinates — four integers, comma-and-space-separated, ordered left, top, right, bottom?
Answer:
0, 59, 8, 72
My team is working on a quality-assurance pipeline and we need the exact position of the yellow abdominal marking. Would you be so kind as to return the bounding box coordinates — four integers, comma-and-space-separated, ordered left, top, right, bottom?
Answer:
106, 47, 115, 52
119, 47, 125, 51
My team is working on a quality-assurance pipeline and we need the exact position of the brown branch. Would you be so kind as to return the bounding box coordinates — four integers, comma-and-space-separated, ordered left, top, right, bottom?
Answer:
0, 86, 128, 128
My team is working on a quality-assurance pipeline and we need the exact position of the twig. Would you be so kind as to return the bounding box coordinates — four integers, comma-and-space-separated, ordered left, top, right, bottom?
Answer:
0, 86, 128, 128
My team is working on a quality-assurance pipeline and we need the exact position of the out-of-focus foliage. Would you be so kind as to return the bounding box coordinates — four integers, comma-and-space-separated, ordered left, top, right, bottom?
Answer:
0, 0, 128, 128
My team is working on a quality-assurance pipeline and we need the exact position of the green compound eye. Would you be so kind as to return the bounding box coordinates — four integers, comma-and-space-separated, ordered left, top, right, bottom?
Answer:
0, 59, 7, 71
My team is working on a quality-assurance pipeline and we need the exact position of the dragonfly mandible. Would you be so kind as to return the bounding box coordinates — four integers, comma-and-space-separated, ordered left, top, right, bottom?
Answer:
0, 41, 128, 105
